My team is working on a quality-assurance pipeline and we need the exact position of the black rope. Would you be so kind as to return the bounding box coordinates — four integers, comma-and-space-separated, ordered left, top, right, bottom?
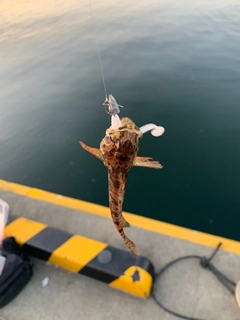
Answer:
152, 243, 236, 320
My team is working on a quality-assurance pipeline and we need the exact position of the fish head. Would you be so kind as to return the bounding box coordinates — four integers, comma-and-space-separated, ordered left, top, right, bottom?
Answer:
100, 117, 143, 168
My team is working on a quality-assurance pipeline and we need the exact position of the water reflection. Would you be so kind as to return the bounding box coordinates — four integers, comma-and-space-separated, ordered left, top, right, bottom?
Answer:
0, 0, 240, 239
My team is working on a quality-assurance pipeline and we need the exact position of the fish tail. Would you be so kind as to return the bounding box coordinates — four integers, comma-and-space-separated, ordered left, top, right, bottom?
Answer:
108, 169, 131, 228
108, 169, 138, 253
118, 227, 139, 256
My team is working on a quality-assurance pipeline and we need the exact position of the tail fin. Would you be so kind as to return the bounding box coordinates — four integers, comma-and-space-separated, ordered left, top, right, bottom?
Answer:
118, 228, 139, 256
108, 169, 137, 254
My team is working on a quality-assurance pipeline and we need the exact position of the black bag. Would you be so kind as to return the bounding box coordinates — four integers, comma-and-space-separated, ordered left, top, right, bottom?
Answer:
0, 237, 33, 308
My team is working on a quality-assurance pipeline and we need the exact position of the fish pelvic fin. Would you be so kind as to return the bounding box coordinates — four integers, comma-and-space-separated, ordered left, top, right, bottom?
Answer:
79, 141, 103, 161
121, 217, 130, 228
133, 156, 163, 169
111, 212, 130, 228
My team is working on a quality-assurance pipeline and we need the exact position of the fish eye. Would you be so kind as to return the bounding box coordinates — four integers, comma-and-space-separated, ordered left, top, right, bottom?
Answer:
105, 136, 113, 144
129, 143, 136, 153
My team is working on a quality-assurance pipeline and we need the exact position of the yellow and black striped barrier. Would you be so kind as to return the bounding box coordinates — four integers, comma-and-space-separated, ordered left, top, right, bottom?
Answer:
4, 216, 154, 298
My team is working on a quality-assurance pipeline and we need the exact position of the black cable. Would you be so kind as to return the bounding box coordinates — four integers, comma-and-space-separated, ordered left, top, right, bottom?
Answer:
152, 243, 236, 320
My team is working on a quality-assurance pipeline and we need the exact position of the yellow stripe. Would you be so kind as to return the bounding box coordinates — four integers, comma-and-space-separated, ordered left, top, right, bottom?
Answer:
0, 180, 31, 196
4, 215, 153, 298
48, 235, 107, 272
4, 217, 47, 245
110, 266, 152, 298
0, 179, 240, 255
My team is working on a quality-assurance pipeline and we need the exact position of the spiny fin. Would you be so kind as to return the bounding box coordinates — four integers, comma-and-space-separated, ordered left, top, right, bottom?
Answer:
79, 141, 103, 161
133, 156, 163, 169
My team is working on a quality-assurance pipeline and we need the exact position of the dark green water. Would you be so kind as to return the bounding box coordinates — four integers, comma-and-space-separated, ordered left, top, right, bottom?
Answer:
1, 0, 240, 240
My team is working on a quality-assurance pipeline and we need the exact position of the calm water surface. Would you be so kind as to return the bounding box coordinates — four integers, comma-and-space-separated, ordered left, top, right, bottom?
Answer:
1, 0, 240, 240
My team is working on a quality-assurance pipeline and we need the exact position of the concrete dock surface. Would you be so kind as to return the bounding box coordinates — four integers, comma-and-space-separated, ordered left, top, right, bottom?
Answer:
0, 186, 240, 320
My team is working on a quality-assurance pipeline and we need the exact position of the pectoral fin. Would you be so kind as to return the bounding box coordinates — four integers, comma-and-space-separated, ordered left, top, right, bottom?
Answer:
133, 156, 163, 169
79, 141, 103, 161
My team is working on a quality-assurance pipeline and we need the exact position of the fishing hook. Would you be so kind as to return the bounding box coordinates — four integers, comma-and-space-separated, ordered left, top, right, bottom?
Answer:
103, 94, 124, 116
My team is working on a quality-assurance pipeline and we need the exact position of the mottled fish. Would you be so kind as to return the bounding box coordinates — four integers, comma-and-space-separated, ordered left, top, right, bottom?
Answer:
80, 113, 164, 255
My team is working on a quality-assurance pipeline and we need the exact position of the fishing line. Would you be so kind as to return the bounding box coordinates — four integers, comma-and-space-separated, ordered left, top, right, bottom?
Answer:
88, 0, 108, 99
152, 243, 239, 320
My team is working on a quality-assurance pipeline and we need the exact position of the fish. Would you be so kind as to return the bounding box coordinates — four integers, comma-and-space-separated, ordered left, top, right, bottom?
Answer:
79, 116, 163, 255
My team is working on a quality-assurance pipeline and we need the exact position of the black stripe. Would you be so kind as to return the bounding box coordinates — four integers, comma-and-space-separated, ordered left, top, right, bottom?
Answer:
79, 246, 154, 284
22, 227, 72, 260
7, 216, 154, 288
